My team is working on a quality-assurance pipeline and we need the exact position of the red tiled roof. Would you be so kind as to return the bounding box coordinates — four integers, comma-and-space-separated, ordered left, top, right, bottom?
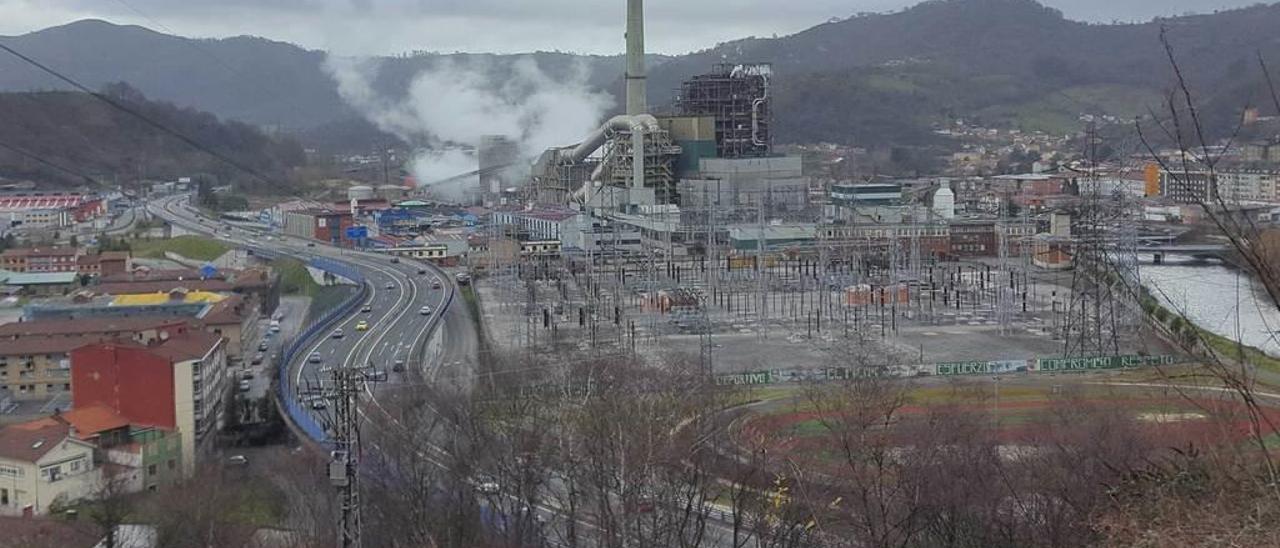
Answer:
99, 268, 206, 283
0, 316, 185, 338
0, 418, 71, 462
59, 406, 131, 437
148, 331, 223, 362
0, 334, 110, 356
0, 194, 92, 211
199, 294, 247, 325
1, 247, 78, 258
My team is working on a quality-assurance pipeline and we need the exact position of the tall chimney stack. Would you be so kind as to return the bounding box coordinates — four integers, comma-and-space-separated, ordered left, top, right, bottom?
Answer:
625, 0, 647, 116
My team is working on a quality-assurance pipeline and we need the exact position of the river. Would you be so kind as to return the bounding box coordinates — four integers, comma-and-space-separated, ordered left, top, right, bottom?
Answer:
1141, 255, 1280, 357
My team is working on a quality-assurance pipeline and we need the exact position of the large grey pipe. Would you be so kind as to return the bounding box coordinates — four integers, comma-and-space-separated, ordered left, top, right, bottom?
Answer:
626, 0, 646, 116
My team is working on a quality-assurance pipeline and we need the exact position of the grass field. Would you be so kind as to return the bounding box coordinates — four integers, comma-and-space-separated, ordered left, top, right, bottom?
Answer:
736, 378, 1280, 471
132, 235, 230, 262
272, 258, 322, 296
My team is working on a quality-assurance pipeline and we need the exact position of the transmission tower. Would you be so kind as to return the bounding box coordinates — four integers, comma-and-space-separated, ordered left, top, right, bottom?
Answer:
1062, 121, 1131, 356
305, 363, 386, 548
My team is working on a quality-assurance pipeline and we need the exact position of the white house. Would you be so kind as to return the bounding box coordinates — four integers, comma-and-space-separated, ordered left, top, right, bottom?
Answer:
0, 418, 100, 516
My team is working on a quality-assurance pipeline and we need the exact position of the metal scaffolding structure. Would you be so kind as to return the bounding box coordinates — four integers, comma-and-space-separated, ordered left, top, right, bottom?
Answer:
676, 63, 774, 159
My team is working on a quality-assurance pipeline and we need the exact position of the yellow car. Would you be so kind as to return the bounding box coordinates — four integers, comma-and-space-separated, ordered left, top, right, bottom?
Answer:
355, 320, 369, 332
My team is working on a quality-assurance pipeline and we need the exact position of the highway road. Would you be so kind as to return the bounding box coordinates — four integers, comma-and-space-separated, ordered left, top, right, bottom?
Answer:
147, 194, 472, 433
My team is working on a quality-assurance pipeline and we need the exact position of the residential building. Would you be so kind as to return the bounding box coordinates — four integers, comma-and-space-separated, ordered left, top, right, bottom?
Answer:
950, 220, 1033, 257
71, 332, 227, 476
58, 406, 182, 494
1218, 169, 1280, 203
1158, 169, 1216, 204
0, 336, 95, 400
0, 320, 196, 400
0, 417, 99, 516
76, 252, 131, 278
821, 221, 952, 257
1, 247, 79, 273
0, 248, 130, 276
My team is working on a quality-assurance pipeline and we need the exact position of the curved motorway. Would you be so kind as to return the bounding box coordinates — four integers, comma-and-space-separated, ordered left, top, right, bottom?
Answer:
147, 194, 477, 434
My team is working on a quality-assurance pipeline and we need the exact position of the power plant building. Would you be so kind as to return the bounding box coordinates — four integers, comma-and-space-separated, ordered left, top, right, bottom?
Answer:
676, 63, 773, 159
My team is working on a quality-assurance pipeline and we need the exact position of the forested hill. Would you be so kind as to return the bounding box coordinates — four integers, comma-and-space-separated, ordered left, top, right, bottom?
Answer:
0, 84, 305, 188
2, 1, 1280, 150
644, 0, 1280, 145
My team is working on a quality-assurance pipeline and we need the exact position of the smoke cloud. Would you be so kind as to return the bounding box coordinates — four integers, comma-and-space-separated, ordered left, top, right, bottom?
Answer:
324, 55, 614, 201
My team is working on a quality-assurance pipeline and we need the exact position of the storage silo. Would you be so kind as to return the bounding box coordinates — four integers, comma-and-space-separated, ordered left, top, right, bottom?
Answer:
932, 182, 956, 220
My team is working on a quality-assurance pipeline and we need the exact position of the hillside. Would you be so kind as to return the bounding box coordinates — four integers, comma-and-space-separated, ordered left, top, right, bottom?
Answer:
2, 1, 1279, 149
647, 0, 1280, 144
0, 84, 305, 188
0, 20, 661, 151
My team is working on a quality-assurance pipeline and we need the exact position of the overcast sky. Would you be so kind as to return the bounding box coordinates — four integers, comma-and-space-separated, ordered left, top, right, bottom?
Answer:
0, 0, 1267, 56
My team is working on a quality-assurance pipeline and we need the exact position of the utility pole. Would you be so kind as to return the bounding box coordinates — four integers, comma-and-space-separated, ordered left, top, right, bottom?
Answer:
306, 363, 386, 548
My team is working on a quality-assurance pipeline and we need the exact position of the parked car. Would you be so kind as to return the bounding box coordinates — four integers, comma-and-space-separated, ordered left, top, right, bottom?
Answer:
238, 380, 251, 392
258, 341, 269, 352
228, 455, 248, 466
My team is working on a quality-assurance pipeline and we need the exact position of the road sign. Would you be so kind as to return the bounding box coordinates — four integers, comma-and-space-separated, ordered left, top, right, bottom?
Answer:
345, 226, 369, 240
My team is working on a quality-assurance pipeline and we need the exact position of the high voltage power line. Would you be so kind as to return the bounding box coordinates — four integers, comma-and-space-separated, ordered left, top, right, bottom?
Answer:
0, 42, 276, 185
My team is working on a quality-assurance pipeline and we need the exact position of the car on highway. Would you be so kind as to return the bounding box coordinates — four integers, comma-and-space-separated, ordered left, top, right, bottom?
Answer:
332, 328, 344, 339
385, 283, 395, 290
390, 257, 400, 264
309, 352, 323, 364
361, 304, 373, 313
355, 320, 369, 332
455, 273, 471, 285
392, 359, 405, 372
432, 279, 441, 289
419, 305, 433, 315
239, 379, 251, 392
228, 455, 248, 466
311, 400, 327, 411
418, 268, 427, 275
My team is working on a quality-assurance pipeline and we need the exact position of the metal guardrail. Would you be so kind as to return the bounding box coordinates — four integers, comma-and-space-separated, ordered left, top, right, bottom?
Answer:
276, 259, 369, 444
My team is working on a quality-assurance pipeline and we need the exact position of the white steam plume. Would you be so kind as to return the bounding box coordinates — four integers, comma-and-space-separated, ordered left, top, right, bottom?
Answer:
324, 55, 614, 201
